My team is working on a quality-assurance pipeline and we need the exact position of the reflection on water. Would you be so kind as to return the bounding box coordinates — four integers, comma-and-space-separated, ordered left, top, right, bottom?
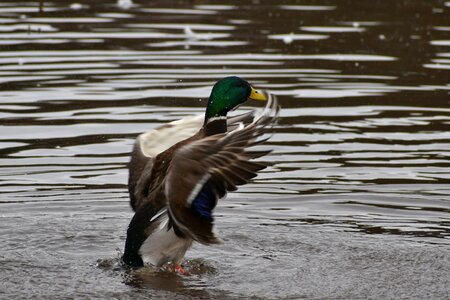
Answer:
0, 0, 449, 299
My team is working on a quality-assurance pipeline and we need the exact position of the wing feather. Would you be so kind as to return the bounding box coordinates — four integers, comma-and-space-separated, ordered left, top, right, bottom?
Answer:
128, 110, 258, 212
165, 95, 279, 244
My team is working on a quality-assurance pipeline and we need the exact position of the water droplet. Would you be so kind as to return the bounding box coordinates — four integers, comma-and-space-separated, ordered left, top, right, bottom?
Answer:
70, 3, 83, 10
117, 0, 133, 9
283, 33, 294, 45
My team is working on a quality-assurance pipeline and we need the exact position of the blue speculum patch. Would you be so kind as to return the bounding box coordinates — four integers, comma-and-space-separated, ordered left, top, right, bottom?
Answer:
191, 182, 216, 220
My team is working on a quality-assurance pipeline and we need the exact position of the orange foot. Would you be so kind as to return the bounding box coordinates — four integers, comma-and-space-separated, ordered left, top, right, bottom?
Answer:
174, 263, 190, 276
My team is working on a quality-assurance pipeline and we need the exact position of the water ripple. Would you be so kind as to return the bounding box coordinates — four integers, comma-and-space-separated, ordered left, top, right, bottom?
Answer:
0, 1, 449, 298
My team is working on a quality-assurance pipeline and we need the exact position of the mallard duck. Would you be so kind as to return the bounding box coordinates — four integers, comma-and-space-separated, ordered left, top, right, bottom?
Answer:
122, 76, 278, 270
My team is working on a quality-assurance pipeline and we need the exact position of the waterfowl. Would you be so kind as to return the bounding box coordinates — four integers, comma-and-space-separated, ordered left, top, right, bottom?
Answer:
122, 76, 278, 269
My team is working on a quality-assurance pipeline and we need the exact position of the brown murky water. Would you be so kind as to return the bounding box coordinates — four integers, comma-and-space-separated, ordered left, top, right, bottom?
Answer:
1, 1, 449, 299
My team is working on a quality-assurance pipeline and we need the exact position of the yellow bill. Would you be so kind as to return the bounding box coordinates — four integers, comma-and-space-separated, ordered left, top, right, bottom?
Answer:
248, 87, 267, 101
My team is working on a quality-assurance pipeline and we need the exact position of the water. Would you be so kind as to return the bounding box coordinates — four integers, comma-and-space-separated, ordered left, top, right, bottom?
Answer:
1, 0, 449, 299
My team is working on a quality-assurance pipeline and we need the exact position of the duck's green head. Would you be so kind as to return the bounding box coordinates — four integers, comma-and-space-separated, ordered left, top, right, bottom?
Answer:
205, 76, 267, 122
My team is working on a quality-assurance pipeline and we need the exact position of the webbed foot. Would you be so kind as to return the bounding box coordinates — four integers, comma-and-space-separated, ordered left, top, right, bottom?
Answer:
174, 263, 190, 276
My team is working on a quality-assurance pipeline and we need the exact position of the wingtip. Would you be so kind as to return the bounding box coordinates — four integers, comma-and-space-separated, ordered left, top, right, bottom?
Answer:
196, 232, 223, 245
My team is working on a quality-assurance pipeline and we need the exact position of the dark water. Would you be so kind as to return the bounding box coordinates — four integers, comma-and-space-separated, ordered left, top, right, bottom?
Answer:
1, 0, 449, 299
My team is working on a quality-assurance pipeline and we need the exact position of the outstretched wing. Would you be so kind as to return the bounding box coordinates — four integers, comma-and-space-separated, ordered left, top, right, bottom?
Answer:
165, 95, 279, 244
123, 109, 261, 266
128, 115, 204, 211
128, 110, 257, 212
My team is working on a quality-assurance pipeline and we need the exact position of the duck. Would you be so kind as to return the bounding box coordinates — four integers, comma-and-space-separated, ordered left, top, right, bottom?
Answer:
122, 76, 279, 271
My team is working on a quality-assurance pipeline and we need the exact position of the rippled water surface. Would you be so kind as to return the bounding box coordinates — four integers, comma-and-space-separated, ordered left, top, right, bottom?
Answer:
1, 1, 449, 299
